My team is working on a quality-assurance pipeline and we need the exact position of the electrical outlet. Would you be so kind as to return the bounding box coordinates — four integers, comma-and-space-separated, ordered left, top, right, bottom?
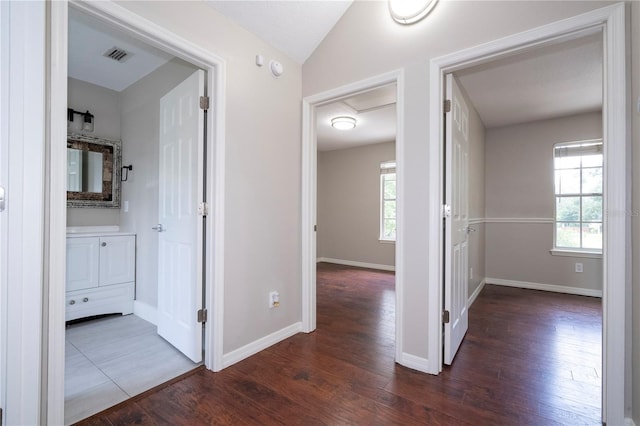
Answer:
575, 263, 583, 273
269, 291, 280, 308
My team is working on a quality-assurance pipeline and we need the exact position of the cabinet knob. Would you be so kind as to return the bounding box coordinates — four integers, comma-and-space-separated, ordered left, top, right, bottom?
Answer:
101, 242, 107, 247
83, 297, 89, 303
69, 300, 75, 305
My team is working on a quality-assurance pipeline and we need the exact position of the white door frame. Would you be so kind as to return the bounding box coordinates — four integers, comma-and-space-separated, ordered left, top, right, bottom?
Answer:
301, 70, 405, 362
427, 3, 628, 425
46, 1, 226, 424
1, 2, 47, 424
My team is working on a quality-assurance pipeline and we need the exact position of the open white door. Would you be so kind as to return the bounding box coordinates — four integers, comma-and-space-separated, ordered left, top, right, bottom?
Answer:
443, 73, 469, 365
157, 69, 205, 363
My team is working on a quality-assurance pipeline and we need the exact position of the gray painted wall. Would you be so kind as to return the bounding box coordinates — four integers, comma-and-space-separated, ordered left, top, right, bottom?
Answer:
120, 1, 303, 355
484, 111, 603, 291
317, 141, 395, 268
67, 78, 121, 226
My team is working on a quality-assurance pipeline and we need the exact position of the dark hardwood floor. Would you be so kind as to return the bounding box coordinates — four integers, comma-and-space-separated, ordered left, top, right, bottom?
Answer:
78, 262, 602, 425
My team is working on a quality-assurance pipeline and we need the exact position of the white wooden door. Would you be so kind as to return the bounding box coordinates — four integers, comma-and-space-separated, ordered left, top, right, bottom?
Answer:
157, 70, 205, 363
444, 73, 469, 365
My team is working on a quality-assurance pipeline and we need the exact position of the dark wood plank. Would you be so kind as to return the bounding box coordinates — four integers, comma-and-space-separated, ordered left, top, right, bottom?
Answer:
77, 263, 601, 425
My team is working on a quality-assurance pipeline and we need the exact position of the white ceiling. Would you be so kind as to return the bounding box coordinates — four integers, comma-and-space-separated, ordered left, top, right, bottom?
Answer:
68, 8, 174, 92
68, 4, 603, 151
317, 85, 397, 152
205, 0, 353, 64
456, 32, 603, 129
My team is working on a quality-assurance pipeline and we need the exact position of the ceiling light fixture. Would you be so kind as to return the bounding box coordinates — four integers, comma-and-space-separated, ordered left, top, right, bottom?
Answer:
389, 0, 438, 25
331, 116, 357, 130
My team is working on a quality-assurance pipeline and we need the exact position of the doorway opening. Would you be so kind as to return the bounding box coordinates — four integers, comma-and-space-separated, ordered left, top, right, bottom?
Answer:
314, 84, 398, 362
48, 2, 226, 424
439, 31, 604, 423
301, 70, 404, 363
428, 4, 627, 424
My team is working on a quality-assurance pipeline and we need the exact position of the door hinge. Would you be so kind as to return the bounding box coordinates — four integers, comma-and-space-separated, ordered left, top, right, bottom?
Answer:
444, 99, 451, 113
197, 309, 207, 323
314, 224, 317, 232
197, 202, 209, 216
442, 204, 451, 218
200, 96, 210, 111
442, 310, 450, 324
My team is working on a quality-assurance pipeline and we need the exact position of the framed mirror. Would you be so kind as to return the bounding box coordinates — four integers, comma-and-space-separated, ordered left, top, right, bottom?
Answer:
67, 133, 121, 208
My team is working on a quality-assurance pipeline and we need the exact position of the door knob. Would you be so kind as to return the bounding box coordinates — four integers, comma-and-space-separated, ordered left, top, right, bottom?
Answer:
465, 226, 477, 234
152, 224, 165, 232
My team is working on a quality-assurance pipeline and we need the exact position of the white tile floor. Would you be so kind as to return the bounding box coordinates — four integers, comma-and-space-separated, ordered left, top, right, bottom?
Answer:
65, 314, 198, 425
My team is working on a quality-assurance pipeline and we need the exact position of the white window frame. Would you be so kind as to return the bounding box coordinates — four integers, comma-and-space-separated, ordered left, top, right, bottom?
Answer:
380, 160, 396, 242
552, 138, 603, 256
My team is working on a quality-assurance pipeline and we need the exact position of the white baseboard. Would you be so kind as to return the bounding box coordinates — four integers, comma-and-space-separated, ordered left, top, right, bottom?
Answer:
133, 300, 157, 325
624, 418, 637, 426
222, 322, 302, 369
468, 279, 486, 307
316, 257, 395, 272
397, 352, 433, 374
485, 277, 603, 298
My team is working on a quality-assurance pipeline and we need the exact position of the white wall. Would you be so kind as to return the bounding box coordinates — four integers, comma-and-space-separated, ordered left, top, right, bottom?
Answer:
119, 58, 198, 310
303, 0, 612, 361
117, 1, 302, 354
484, 112, 602, 292
67, 77, 121, 226
317, 141, 395, 268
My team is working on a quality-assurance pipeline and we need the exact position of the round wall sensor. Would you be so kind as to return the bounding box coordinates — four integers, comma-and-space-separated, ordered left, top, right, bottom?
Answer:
269, 60, 284, 78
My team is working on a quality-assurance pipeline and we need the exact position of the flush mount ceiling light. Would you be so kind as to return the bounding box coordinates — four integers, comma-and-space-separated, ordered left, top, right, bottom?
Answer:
389, 0, 439, 25
331, 116, 357, 130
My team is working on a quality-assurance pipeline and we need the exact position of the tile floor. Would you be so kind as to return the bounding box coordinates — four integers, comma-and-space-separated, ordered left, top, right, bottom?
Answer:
65, 314, 198, 425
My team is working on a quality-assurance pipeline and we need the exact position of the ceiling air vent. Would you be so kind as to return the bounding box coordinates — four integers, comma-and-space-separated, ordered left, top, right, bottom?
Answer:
102, 47, 131, 62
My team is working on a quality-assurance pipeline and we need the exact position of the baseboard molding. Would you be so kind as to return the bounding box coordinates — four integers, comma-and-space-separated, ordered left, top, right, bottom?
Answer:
316, 257, 395, 272
133, 300, 157, 325
397, 353, 432, 374
222, 322, 302, 369
624, 418, 637, 426
486, 277, 603, 298
468, 279, 486, 307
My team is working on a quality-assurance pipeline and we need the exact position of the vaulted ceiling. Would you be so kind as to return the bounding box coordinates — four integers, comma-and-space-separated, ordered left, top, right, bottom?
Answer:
68, 3, 603, 152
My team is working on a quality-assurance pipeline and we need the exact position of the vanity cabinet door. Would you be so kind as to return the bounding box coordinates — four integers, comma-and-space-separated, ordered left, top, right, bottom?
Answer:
66, 237, 100, 291
99, 235, 135, 286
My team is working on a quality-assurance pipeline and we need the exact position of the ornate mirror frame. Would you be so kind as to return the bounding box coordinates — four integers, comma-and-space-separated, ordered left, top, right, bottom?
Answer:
67, 133, 122, 208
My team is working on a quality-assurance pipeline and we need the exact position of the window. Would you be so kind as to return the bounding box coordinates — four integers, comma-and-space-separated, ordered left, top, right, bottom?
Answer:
380, 160, 396, 241
553, 140, 603, 252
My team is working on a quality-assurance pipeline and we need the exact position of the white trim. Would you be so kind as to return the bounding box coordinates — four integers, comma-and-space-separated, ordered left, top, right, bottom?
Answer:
486, 277, 603, 298
45, 2, 69, 424
46, 1, 227, 422
221, 322, 301, 369
484, 217, 554, 224
468, 218, 485, 225
2, 2, 47, 424
549, 249, 602, 259
133, 301, 157, 325
66, 225, 120, 234
317, 257, 395, 272
397, 353, 430, 373
429, 4, 628, 423
624, 418, 637, 426
468, 279, 486, 307
301, 70, 405, 366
